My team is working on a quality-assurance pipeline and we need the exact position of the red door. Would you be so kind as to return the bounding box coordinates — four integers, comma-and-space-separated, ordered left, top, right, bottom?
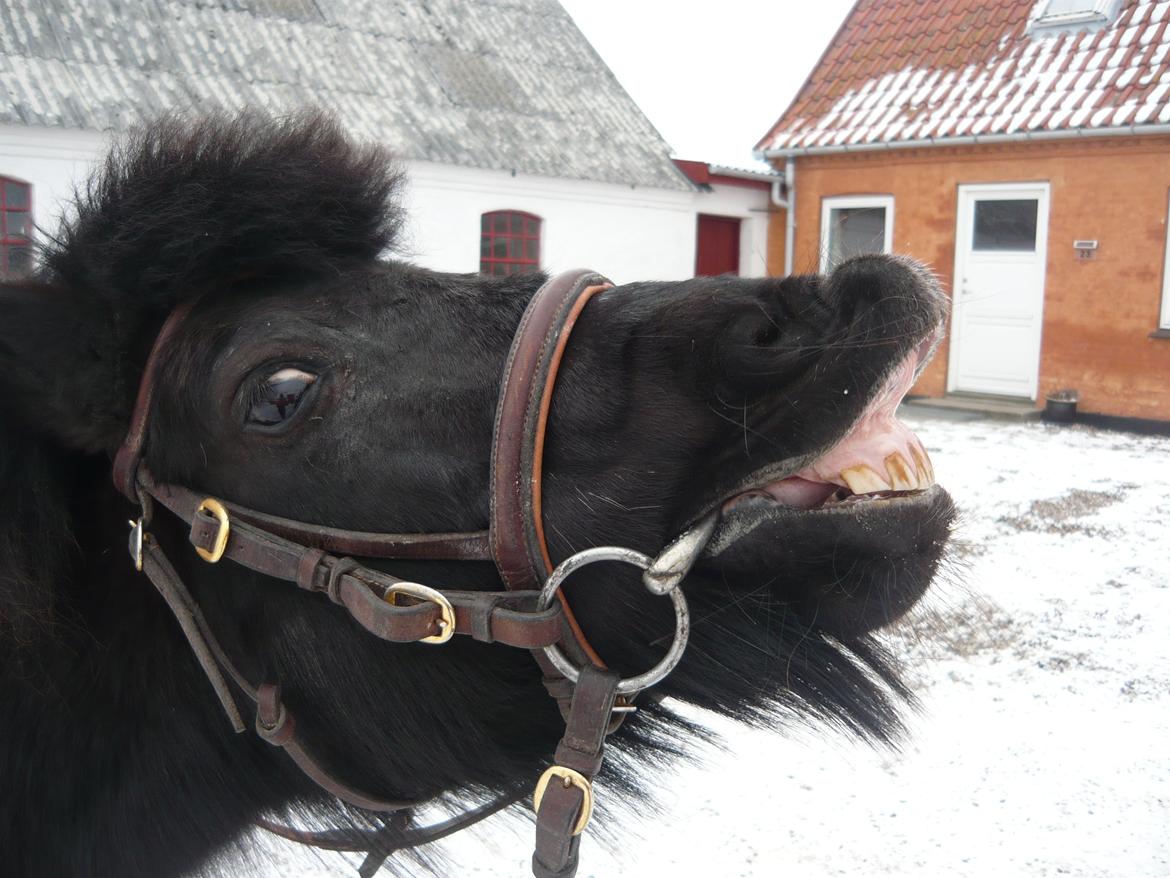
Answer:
695, 214, 741, 276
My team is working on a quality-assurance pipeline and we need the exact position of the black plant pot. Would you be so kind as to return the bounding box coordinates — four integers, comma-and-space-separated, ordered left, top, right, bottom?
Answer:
1044, 390, 1078, 423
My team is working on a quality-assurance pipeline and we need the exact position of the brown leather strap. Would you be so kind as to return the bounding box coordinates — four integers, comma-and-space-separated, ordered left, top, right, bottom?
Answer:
112, 301, 197, 501
257, 792, 522, 878
532, 666, 619, 878
490, 269, 614, 709
223, 502, 492, 562
256, 683, 415, 812
137, 532, 418, 813
138, 474, 568, 650
139, 533, 249, 732
490, 270, 611, 595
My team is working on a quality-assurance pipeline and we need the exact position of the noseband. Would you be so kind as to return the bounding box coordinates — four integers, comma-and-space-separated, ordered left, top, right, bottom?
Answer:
113, 269, 715, 878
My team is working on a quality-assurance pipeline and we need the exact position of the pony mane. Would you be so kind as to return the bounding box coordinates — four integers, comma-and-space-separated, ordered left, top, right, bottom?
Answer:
44, 108, 405, 304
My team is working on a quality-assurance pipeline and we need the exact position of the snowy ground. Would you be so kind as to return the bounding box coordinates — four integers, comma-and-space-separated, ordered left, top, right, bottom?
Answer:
249, 408, 1170, 877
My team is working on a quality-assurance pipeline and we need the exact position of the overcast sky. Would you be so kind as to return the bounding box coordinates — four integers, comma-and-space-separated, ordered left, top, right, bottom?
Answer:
558, 0, 855, 169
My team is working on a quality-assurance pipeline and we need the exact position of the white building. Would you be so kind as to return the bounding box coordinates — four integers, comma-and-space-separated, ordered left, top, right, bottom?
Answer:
0, 0, 775, 284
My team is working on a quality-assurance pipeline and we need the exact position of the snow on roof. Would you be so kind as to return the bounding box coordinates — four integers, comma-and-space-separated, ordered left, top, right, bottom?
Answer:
0, 0, 691, 190
757, 0, 1170, 155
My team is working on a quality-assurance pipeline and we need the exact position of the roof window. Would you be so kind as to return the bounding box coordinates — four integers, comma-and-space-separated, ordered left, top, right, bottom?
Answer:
1027, 0, 1123, 37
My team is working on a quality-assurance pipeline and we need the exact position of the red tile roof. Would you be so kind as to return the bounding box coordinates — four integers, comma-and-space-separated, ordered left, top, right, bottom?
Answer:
757, 0, 1170, 154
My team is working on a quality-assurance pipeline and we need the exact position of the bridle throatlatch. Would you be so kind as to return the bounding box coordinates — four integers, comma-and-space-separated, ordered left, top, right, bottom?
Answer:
113, 269, 718, 878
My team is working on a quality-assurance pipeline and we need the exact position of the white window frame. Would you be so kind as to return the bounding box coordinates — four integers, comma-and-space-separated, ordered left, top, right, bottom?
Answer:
819, 195, 895, 274
1027, 0, 1122, 37
1161, 191, 1170, 330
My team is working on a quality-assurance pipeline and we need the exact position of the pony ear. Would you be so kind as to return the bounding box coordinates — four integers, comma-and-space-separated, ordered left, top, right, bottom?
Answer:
0, 280, 130, 453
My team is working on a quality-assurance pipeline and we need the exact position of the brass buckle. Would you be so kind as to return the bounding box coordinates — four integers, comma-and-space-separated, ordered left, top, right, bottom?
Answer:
194, 498, 231, 564
384, 582, 456, 645
533, 765, 593, 836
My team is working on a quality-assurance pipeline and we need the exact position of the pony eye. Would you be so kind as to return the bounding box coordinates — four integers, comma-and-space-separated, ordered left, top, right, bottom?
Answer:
249, 368, 317, 427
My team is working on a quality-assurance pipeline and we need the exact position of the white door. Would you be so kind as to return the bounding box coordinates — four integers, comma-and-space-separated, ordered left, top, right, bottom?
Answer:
948, 183, 1049, 399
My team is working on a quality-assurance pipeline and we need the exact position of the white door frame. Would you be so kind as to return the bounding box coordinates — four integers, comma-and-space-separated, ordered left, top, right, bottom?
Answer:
947, 181, 1050, 399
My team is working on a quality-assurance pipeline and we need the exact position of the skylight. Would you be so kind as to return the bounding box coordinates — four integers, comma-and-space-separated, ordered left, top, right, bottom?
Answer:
1027, 0, 1123, 36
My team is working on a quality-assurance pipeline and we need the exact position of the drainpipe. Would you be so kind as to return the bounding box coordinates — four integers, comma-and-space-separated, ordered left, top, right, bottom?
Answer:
784, 157, 795, 276
768, 158, 796, 276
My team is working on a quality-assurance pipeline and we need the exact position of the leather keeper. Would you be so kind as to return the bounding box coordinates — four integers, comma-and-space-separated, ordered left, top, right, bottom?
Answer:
256, 683, 296, 746
296, 548, 327, 591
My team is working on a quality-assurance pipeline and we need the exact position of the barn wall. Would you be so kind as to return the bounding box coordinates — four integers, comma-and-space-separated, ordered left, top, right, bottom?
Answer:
0, 124, 760, 287
403, 160, 698, 282
777, 136, 1170, 421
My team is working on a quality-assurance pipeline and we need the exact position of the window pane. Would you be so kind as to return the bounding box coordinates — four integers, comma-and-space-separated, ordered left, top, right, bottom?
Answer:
973, 199, 1037, 251
480, 237, 490, 258
828, 206, 886, 268
3, 181, 29, 210
525, 239, 538, 260
1044, 0, 1097, 15
510, 214, 523, 234
493, 214, 509, 233
493, 238, 507, 258
526, 218, 539, 236
2, 243, 32, 278
481, 214, 490, 232
5, 211, 31, 241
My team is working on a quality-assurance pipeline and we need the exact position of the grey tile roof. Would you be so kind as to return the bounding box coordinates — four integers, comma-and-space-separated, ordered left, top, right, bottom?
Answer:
0, 0, 691, 190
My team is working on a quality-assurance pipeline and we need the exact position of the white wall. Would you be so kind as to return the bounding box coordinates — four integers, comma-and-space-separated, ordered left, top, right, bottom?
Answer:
0, 124, 109, 248
0, 125, 770, 284
402, 159, 697, 282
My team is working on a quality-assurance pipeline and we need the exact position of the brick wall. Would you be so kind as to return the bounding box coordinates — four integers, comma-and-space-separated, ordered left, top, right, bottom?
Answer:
767, 136, 1170, 421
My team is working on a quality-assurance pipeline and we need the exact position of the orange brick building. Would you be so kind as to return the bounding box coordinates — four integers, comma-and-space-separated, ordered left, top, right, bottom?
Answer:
756, 0, 1170, 423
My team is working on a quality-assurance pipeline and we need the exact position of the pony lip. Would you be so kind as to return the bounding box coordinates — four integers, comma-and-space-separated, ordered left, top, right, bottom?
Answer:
722, 341, 936, 512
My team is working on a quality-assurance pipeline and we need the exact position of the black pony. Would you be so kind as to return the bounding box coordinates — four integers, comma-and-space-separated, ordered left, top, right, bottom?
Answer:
0, 112, 954, 877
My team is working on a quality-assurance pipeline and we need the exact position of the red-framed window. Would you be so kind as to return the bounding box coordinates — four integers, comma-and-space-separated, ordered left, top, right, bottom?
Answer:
480, 210, 541, 276
1, 177, 33, 280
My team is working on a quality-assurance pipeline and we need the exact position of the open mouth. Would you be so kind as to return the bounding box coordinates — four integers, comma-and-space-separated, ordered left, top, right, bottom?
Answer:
721, 330, 938, 515
690, 323, 953, 638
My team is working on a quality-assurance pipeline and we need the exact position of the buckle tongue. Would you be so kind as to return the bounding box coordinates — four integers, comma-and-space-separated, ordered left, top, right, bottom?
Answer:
533, 766, 594, 836
128, 518, 145, 572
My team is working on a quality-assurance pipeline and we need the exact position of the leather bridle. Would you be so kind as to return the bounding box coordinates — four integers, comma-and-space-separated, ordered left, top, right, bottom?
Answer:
112, 269, 716, 878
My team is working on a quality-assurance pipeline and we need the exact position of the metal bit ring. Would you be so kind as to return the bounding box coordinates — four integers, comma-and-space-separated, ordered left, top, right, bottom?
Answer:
537, 546, 690, 695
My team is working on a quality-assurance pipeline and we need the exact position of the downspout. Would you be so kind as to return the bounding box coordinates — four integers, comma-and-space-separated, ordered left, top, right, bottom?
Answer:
784, 156, 795, 277
768, 158, 796, 276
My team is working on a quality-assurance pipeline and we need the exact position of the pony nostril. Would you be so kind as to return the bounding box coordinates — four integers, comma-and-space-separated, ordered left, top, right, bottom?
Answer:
723, 308, 784, 351
713, 305, 816, 394
752, 322, 780, 347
